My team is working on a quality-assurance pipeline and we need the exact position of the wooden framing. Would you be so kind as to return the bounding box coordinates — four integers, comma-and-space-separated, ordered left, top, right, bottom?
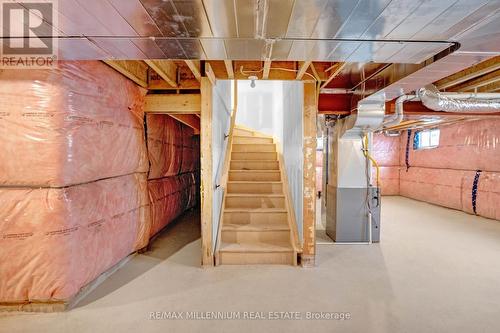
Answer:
296, 61, 311, 80
454, 69, 500, 92
436, 56, 500, 90
168, 114, 200, 134
302, 82, 317, 268
205, 62, 217, 85
200, 77, 214, 267
144, 94, 201, 114
185, 60, 202, 82
102, 60, 148, 88
320, 62, 346, 89
263, 60, 272, 79
224, 60, 234, 79
145, 60, 177, 87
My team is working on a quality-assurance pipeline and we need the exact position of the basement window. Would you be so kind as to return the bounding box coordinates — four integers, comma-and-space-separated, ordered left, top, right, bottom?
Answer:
413, 129, 440, 150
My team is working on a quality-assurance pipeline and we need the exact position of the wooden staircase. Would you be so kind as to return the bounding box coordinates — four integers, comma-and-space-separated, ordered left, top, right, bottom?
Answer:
216, 126, 299, 265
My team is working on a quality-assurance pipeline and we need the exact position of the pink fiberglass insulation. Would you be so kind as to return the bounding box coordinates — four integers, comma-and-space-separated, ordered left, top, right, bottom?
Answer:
400, 167, 500, 221
400, 167, 467, 210
181, 125, 198, 173
148, 173, 197, 237
372, 133, 401, 194
374, 166, 400, 195
0, 173, 150, 303
373, 133, 400, 166
400, 119, 500, 171
146, 114, 183, 179
0, 61, 148, 187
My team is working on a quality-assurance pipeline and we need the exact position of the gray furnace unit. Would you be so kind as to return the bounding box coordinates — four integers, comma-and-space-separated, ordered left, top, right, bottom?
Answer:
324, 100, 384, 243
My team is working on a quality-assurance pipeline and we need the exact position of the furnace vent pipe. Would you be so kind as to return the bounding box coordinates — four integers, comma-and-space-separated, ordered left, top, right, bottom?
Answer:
380, 94, 416, 129
418, 85, 500, 113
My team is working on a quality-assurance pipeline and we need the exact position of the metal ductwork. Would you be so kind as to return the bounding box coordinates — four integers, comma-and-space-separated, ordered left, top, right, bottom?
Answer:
418, 85, 500, 113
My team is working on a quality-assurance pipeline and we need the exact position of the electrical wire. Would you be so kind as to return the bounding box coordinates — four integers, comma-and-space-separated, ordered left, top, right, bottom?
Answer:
239, 65, 318, 82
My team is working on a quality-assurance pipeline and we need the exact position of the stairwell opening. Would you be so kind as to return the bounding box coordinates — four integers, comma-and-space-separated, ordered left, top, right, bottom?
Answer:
211, 79, 304, 265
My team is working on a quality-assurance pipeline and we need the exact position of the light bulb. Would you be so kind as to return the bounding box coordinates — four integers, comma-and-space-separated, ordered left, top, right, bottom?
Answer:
249, 75, 258, 88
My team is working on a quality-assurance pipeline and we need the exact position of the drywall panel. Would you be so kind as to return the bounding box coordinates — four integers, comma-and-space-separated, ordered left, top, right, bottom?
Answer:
212, 80, 232, 251
282, 81, 304, 242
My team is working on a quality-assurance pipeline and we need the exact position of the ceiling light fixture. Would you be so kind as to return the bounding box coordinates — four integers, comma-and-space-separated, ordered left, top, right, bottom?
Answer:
249, 75, 258, 88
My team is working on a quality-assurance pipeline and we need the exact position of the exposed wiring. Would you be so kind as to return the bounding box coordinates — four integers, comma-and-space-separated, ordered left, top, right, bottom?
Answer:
239, 65, 318, 82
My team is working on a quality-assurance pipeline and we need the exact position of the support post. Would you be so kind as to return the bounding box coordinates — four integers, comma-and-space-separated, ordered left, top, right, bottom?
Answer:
200, 77, 214, 267
302, 82, 317, 267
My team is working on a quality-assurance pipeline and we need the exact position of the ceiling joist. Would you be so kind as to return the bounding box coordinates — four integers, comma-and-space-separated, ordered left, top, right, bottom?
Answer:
436, 56, 500, 90
263, 60, 272, 79
205, 62, 216, 85
168, 114, 200, 134
224, 60, 234, 79
320, 63, 346, 89
184, 60, 202, 82
296, 61, 311, 80
103, 60, 148, 88
145, 60, 178, 87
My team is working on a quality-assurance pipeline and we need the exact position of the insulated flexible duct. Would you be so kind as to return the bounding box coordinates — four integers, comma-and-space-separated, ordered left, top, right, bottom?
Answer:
418, 85, 500, 113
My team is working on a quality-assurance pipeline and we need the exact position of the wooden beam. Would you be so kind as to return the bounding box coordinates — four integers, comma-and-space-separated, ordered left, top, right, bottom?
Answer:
224, 60, 234, 79
168, 114, 200, 134
477, 80, 500, 93
185, 60, 202, 82
454, 69, 500, 92
200, 77, 214, 267
302, 82, 317, 268
320, 62, 346, 89
103, 60, 148, 88
205, 62, 216, 85
145, 94, 201, 114
145, 60, 177, 87
263, 60, 271, 79
296, 61, 311, 80
310, 62, 321, 81
436, 56, 500, 90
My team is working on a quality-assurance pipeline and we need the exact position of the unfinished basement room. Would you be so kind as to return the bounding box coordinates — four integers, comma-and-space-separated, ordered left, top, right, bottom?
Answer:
1, 1, 500, 332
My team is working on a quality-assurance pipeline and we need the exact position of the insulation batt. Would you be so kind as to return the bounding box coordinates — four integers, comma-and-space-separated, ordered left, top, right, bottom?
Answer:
372, 134, 400, 195
0, 61, 148, 187
146, 114, 183, 179
372, 119, 500, 220
148, 173, 197, 237
0, 173, 150, 303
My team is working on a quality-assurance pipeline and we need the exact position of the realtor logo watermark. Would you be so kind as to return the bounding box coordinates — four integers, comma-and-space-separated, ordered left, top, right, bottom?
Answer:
1, 0, 58, 68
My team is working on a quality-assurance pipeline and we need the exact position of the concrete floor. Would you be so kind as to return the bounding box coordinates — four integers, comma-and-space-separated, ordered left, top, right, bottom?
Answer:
1, 197, 500, 333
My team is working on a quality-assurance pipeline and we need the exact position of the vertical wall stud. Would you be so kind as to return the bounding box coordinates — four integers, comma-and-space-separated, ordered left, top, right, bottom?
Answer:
200, 77, 214, 266
302, 82, 317, 267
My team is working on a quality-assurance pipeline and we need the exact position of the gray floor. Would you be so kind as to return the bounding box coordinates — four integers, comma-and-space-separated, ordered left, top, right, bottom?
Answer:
1, 197, 500, 333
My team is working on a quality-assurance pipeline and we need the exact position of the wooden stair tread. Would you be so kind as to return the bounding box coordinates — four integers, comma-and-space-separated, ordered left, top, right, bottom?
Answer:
231, 159, 278, 162
224, 208, 287, 212
226, 193, 284, 196
219, 241, 293, 253
227, 181, 282, 184
229, 170, 279, 173
223, 223, 289, 231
